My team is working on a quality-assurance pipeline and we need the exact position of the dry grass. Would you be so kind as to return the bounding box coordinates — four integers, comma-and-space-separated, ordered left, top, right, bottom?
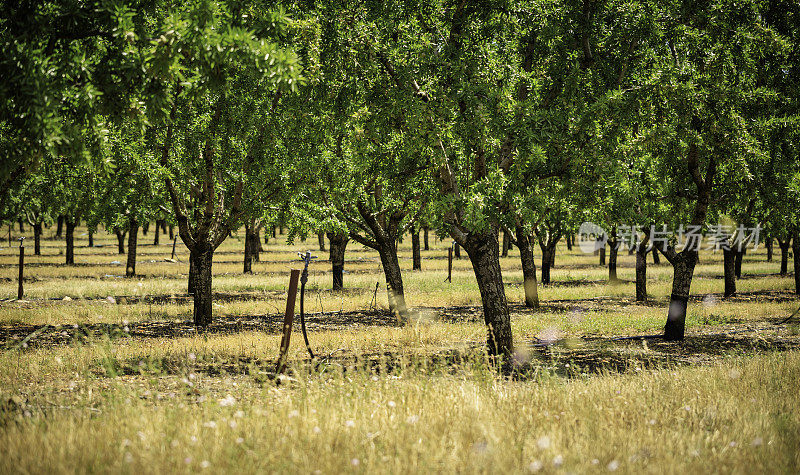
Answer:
1, 225, 799, 473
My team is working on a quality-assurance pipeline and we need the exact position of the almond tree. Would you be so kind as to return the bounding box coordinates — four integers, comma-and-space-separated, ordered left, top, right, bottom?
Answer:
148, 2, 303, 326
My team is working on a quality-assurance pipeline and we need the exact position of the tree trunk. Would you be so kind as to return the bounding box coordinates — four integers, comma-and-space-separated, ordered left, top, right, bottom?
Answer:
779, 239, 790, 275
328, 232, 348, 291
378, 241, 408, 319
88, 232, 94, 247
566, 234, 573, 251
18, 219, 24, 233
56, 215, 64, 238
115, 229, 126, 254
191, 246, 214, 326
318, 232, 326, 252
126, 217, 139, 277
501, 232, 510, 257
541, 247, 551, 285
516, 227, 539, 308
608, 230, 619, 282
652, 246, 661, 264
411, 228, 422, 271
153, 220, 161, 245
766, 237, 773, 262
250, 228, 261, 261
723, 247, 736, 298
599, 243, 606, 265
423, 227, 430, 250
734, 248, 745, 279
243, 224, 254, 274
33, 222, 42, 255
462, 229, 513, 361
635, 242, 648, 301
664, 252, 698, 341
454, 242, 461, 258
65, 219, 75, 265
169, 225, 174, 240
142, 222, 149, 236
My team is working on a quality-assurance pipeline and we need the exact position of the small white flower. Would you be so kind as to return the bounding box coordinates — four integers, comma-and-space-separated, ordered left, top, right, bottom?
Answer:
648, 419, 656, 425
289, 410, 300, 418
684, 406, 691, 411
137, 431, 146, 441
234, 410, 245, 418
592, 459, 600, 465
236, 437, 244, 444
406, 415, 419, 424
124, 452, 133, 463
184, 457, 192, 464
203, 421, 217, 428
751, 437, 763, 447
54, 356, 63, 364
229, 420, 237, 429
387, 401, 396, 408
188, 353, 197, 361
536, 436, 550, 449
607, 460, 620, 471
553, 455, 563, 467
729, 441, 737, 448
218, 395, 236, 407
528, 460, 543, 472
345, 420, 355, 428
170, 439, 179, 447
351, 458, 360, 466
313, 426, 321, 434
200, 460, 210, 469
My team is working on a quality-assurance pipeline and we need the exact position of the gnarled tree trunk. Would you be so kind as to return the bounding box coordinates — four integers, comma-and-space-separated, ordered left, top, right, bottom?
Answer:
126, 217, 139, 277
65, 218, 75, 265
608, 228, 619, 282
515, 226, 539, 308
635, 244, 648, 301
327, 232, 348, 291
378, 240, 407, 319
664, 251, 699, 340
723, 248, 736, 298
778, 238, 790, 275
33, 222, 42, 255
243, 224, 254, 274
501, 231, 510, 257
463, 229, 513, 361
635, 229, 651, 302
115, 229, 126, 254
56, 215, 64, 238
191, 246, 214, 326
423, 227, 429, 250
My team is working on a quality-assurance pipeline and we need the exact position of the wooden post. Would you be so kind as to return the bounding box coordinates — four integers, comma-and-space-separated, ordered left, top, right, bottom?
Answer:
171, 236, 177, 260
276, 269, 301, 374
17, 241, 24, 300
447, 246, 453, 283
